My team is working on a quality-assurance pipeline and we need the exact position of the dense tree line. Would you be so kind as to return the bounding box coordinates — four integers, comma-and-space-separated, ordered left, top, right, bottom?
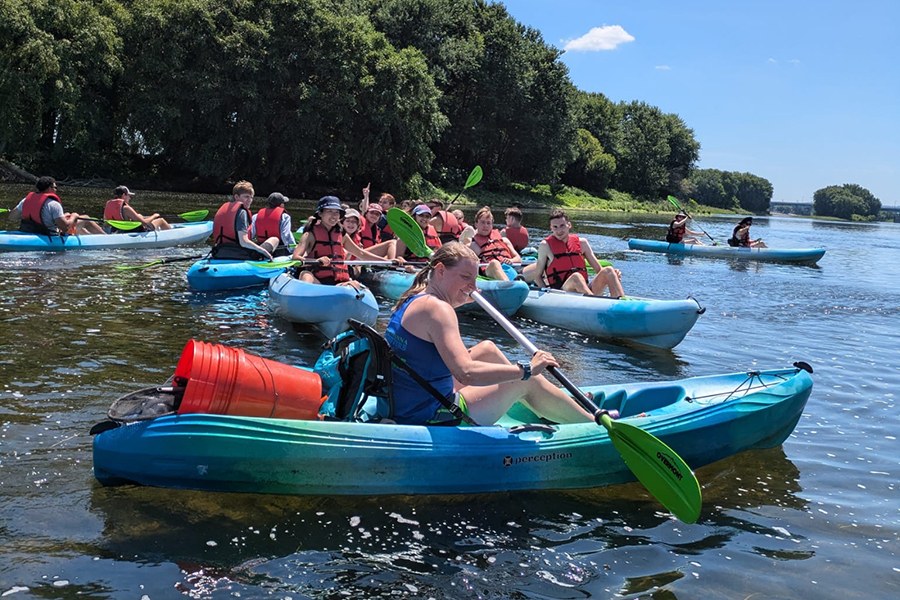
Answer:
1, 0, 706, 199
813, 184, 881, 220
686, 168, 773, 213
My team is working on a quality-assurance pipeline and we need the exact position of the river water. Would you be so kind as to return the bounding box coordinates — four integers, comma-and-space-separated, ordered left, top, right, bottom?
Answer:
1, 186, 897, 598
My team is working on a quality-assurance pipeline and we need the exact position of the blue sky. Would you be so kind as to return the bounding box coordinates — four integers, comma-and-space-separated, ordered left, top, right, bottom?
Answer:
499, 1, 899, 206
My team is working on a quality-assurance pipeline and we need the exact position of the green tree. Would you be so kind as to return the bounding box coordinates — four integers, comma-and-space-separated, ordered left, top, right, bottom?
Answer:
735, 172, 773, 212
813, 184, 881, 220
614, 101, 670, 197
562, 128, 616, 193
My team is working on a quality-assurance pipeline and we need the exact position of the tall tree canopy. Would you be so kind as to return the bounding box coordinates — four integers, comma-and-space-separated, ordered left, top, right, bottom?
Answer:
813, 184, 881, 220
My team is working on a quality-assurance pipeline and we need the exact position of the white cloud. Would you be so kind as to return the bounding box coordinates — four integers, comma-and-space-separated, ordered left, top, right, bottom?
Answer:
655, 65, 671, 71
768, 58, 778, 64
563, 25, 635, 52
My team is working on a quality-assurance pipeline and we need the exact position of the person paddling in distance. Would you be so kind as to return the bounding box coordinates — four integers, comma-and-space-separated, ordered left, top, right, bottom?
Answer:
728, 216, 767, 248
524, 209, 625, 297
211, 180, 278, 260
459, 206, 520, 281
395, 204, 442, 265
501, 206, 529, 253
250, 192, 294, 256
292, 196, 401, 286
666, 210, 703, 245
103, 185, 171, 233
385, 243, 597, 426
426, 198, 464, 243
8, 176, 104, 236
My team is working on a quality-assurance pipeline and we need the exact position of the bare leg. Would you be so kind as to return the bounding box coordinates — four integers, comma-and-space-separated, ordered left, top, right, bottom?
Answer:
151, 217, 172, 230
483, 259, 509, 281
561, 272, 592, 295
589, 267, 624, 298
456, 341, 592, 425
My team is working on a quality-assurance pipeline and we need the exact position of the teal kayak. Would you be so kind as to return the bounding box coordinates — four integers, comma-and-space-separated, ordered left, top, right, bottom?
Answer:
358, 264, 529, 316
0, 221, 212, 252
186, 256, 291, 292
267, 272, 379, 338
628, 238, 826, 264
517, 289, 704, 349
92, 364, 813, 496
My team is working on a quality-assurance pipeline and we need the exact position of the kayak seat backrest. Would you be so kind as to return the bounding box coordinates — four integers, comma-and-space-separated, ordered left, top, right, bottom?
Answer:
314, 320, 394, 423
617, 385, 686, 418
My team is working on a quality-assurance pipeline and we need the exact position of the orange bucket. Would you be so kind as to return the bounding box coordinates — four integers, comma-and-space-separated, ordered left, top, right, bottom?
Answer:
173, 340, 323, 419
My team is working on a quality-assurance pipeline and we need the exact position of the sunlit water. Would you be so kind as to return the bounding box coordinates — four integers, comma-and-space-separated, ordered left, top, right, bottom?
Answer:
1, 190, 898, 598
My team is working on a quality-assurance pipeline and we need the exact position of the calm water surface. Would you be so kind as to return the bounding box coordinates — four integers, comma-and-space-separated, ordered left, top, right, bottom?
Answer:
1, 187, 898, 598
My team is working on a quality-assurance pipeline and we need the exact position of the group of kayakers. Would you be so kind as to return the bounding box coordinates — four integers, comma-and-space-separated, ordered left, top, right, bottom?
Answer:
665, 210, 767, 248
8, 176, 175, 237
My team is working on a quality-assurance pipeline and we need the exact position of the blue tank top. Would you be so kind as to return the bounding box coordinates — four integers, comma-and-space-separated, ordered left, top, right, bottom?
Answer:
385, 294, 454, 424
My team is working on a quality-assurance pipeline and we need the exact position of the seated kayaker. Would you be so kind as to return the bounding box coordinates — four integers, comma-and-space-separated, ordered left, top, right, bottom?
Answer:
344, 207, 397, 260
728, 216, 767, 248
395, 204, 442, 267
426, 198, 464, 244
523, 209, 624, 297
459, 206, 520, 281
666, 210, 702, 245
250, 192, 294, 257
385, 243, 595, 426
292, 196, 401, 285
358, 187, 398, 241
501, 206, 530, 253
103, 185, 171, 233
8, 176, 104, 236
211, 180, 278, 261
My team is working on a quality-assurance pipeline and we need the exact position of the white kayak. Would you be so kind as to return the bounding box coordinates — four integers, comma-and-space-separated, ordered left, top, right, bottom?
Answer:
0, 221, 213, 252
267, 272, 380, 339
517, 288, 705, 349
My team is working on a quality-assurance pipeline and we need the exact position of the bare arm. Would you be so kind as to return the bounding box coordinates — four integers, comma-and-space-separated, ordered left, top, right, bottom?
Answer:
343, 235, 394, 262
291, 231, 314, 260
580, 239, 604, 272
502, 238, 521, 263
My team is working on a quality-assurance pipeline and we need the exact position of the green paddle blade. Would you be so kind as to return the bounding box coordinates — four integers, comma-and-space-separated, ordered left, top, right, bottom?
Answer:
387, 208, 433, 258
465, 165, 483, 189
667, 195, 682, 211
0, 208, 9, 213
601, 413, 702, 523
178, 209, 209, 221
105, 219, 144, 231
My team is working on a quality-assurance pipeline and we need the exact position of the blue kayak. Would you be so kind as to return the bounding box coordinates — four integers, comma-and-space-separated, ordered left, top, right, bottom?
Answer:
186, 256, 292, 292
0, 221, 213, 252
92, 364, 813, 496
267, 272, 379, 338
628, 238, 826, 264
358, 264, 529, 316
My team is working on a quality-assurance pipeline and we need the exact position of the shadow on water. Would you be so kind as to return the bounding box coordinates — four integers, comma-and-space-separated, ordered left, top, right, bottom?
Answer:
84, 445, 806, 598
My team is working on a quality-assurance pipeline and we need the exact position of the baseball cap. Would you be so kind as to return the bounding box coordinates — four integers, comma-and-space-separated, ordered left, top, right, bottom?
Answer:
412, 204, 432, 216
365, 203, 383, 215
267, 192, 289, 207
115, 185, 135, 197
343, 208, 362, 221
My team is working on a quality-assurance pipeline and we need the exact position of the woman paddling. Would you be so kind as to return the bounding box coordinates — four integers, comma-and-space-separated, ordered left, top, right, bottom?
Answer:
385, 243, 595, 426
728, 216, 767, 248
666, 210, 703, 245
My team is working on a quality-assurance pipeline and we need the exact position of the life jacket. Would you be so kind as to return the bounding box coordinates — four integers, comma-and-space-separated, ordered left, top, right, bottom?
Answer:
502, 225, 529, 252
433, 210, 463, 243
403, 224, 441, 260
254, 207, 284, 242
359, 221, 381, 248
729, 225, 749, 247
474, 229, 513, 263
666, 218, 686, 243
212, 201, 250, 246
21, 191, 61, 234
103, 199, 125, 221
544, 234, 587, 289
308, 222, 350, 283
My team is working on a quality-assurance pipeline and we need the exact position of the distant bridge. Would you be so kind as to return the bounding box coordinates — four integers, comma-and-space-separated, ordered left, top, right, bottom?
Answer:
770, 202, 900, 222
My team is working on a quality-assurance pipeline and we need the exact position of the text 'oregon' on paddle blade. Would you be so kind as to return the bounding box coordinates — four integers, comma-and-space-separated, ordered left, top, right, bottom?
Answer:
603, 415, 702, 524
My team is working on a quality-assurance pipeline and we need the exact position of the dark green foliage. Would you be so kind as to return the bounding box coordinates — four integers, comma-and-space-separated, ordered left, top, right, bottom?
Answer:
687, 168, 773, 212
813, 184, 881, 220
562, 129, 615, 194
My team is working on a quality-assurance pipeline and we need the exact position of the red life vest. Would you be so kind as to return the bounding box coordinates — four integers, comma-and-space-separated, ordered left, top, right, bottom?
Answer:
213, 201, 250, 246
360, 221, 381, 248
666, 218, 686, 243
21, 191, 61, 233
474, 229, 513, 263
502, 225, 529, 252
434, 210, 463, 243
403, 224, 441, 260
254, 207, 284, 242
104, 199, 125, 221
544, 234, 587, 289
308, 223, 350, 283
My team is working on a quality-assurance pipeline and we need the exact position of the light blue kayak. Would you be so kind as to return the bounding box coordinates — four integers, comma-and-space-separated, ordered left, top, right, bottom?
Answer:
628, 238, 826, 264
186, 256, 292, 292
358, 264, 529, 316
0, 221, 212, 252
91, 365, 813, 496
517, 288, 704, 349
267, 272, 379, 338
